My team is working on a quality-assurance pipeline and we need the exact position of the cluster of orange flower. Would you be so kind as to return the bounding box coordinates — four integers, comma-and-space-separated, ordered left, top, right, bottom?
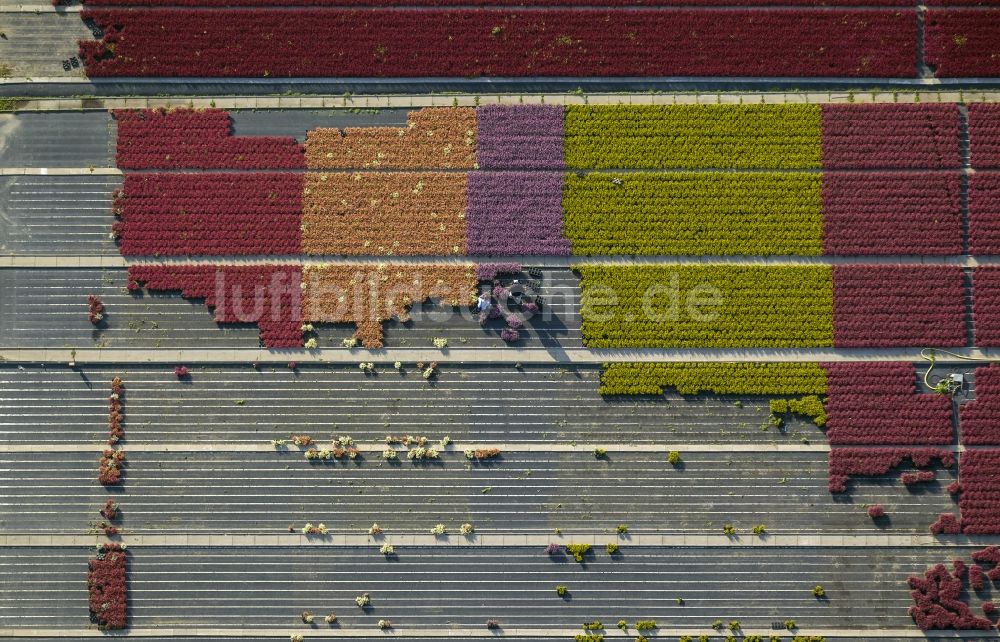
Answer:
303, 108, 476, 169
302, 172, 466, 256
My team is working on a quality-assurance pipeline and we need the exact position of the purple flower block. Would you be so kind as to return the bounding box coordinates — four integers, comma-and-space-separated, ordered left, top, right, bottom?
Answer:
505, 315, 524, 330
475, 105, 565, 170
466, 171, 570, 256
500, 328, 520, 343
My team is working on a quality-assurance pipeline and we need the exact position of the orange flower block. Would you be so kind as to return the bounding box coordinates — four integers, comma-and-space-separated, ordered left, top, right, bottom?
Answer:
304, 108, 476, 169
302, 263, 476, 348
302, 172, 467, 256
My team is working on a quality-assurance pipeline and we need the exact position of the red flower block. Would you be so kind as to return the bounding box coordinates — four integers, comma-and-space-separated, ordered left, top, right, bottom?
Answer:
88, 543, 128, 629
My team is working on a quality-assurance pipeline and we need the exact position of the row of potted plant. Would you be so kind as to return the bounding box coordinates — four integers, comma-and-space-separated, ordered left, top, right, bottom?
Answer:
107, 377, 124, 446
824, 380, 953, 447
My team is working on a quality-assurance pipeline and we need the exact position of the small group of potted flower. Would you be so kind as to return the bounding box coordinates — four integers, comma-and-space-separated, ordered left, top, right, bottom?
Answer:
430, 522, 474, 536
299, 611, 337, 625
297, 523, 328, 536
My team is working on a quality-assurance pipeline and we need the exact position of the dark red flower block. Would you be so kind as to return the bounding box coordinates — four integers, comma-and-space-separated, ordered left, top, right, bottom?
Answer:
821, 363, 953, 445
112, 108, 305, 169
820, 104, 960, 169
968, 104, 1000, 168
908, 564, 993, 630
969, 174, 1000, 253
925, 10, 1000, 78
821, 172, 961, 255
828, 447, 954, 493
79, 8, 917, 78
958, 450, 1000, 534
81, 0, 914, 6
973, 268, 1000, 347
117, 173, 303, 256
959, 365, 1000, 444
831, 265, 966, 347
128, 264, 303, 348
88, 544, 127, 629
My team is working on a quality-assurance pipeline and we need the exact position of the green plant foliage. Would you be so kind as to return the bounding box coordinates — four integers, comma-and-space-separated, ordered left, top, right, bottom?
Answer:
634, 620, 656, 630
563, 172, 822, 256
770, 395, 827, 426
576, 265, 833, 349
564, 105, 822, 170
599, 362, 827, 396
566, 544, 592, 562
